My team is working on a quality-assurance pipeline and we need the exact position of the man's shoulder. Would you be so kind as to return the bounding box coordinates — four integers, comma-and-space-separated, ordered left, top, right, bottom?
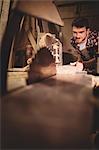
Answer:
70, 37, 78, 49
89, 30, 98, 38
87, 30, 98, 48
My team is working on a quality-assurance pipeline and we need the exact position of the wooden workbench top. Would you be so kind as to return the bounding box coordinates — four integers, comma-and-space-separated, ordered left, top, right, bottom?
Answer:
2, 73, 97, 149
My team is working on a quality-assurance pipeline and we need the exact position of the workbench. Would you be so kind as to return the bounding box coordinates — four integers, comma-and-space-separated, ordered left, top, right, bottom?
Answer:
2, 68, 97, 149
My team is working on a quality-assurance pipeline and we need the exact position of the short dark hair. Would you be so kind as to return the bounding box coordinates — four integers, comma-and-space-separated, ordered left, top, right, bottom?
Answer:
72, 17, 89, 29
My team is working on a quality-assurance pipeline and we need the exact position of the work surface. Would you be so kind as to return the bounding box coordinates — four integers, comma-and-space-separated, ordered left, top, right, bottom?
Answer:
2, 74, 95, 149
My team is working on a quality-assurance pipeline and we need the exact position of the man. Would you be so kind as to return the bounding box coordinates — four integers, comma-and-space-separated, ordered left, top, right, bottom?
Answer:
71, 17, 98, 73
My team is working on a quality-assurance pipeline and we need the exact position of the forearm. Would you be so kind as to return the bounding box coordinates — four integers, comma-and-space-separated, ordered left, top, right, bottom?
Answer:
83, 57, 96, 69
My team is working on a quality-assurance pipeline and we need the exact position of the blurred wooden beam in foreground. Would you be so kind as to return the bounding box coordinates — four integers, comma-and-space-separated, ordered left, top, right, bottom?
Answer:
1, 74, 95, 149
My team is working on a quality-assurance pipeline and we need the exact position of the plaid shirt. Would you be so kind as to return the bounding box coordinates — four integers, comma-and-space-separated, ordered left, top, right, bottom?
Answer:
71, 30, 98, 61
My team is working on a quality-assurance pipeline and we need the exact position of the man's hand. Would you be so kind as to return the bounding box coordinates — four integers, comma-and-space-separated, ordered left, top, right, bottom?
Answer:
27, 58, 33, 64
70, 61, 83, 71
70, 62, 77, 66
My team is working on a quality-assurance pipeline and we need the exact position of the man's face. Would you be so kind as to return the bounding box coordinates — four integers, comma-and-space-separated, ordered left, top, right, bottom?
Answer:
72, 26, 89, 44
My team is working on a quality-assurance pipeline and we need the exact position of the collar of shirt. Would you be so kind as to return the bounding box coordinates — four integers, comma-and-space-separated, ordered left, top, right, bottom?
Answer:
78, 38, 87, 51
